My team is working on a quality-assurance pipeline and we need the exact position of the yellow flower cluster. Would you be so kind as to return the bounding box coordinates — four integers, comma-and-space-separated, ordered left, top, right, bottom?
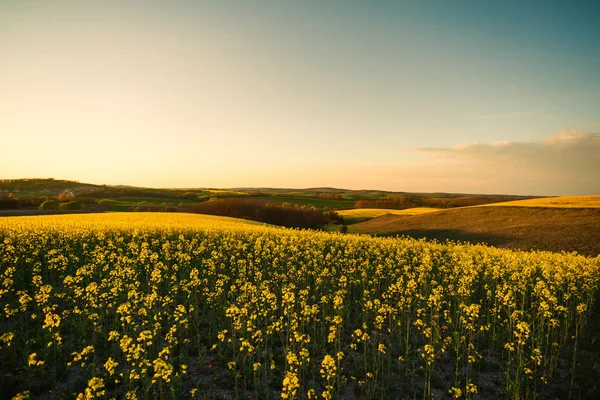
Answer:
76, 377, 105, 400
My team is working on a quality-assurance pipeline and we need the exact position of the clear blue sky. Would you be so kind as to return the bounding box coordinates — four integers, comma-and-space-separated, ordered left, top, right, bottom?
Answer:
1, 0, 599, 195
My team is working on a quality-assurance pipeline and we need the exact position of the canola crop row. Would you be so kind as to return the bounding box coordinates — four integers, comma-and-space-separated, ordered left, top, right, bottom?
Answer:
0, 213, 599, 399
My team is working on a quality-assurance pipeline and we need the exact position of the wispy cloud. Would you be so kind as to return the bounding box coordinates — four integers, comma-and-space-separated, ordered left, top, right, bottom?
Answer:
387, 130, 600, 195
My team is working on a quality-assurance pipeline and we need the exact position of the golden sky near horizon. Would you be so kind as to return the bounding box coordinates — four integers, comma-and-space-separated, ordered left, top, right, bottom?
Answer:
1, 1, 599, 195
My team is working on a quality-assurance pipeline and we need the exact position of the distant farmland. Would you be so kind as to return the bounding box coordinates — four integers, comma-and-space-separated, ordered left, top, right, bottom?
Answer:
481, 195, 600, 208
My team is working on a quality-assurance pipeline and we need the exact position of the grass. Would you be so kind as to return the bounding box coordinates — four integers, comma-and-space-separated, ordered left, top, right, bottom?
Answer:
338, 207, 440, 224
482, 195, 600, 208
349, 206, 600, 257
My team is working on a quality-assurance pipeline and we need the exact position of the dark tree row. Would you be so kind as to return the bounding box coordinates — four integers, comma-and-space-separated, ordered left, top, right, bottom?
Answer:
127, 205, 178, 212
318, 193, 344, 200
0, 195, 107, 211
354, 196, 416, 209
187, 199, 342, 229
0, 196, 47, 210
354, 195, 522, 210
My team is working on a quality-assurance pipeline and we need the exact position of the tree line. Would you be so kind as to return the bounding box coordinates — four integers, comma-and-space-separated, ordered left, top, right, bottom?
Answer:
0, 196, 46, 210
354, 195, 521, 209
187, 199, 343, 229
79, 188, 204, 200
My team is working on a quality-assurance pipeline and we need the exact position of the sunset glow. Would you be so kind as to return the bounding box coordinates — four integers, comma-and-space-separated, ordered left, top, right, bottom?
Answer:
1, 1, 599, 195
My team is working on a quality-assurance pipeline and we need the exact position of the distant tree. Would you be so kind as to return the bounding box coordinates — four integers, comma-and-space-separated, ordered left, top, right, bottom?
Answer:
354, 196, 416, 210
187, 199, 329, 229
73, 196, 96, 204
59, 201, 83, 210
182, 192, 199, 200
58, 193, 74, 202
40, 200, 59, 210
319, 193, 343, 200
326, 211, 344, 224
0, 198, 19, 210
340, 225, 348, 233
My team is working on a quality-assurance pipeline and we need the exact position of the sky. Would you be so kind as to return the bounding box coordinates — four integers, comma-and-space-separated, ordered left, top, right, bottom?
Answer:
1, 0, 599, 195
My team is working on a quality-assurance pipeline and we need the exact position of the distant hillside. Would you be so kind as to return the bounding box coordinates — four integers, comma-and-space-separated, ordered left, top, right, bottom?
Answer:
2, 178, 538, 210
0, 178, 101, 195
337, 207, 440, 224
482, 195, 600, 208
350, 206, 600, 257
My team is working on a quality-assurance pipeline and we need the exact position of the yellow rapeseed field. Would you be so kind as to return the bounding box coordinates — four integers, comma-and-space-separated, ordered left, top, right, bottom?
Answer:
482, 195, 600, 208
0, 212, 599, 399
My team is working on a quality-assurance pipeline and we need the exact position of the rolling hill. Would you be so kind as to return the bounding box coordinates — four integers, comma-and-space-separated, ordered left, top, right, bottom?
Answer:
337, 207, 440, 224
481, 195, 600, 208
350, 198, 600, 256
